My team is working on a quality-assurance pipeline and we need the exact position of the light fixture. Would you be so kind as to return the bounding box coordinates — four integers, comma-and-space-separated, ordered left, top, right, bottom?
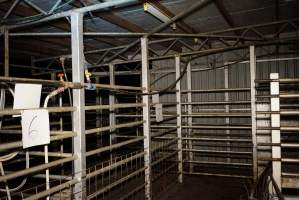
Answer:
144, 2, 176, 30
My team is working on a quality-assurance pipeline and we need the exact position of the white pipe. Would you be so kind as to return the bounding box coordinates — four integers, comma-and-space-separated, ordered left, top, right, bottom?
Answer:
42, 85, 68, 200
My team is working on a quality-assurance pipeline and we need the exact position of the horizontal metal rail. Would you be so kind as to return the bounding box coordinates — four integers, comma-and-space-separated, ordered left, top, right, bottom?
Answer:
24, 179, 79, 200
183, 172, 252, 179
182, 125, 251, 130
184, 160, 252, 167
151, 139, 178, 153
0, 156, 77, 182
181, 88, 250, 93
0, 76, 144, 91
182, 149, 252, 155
85, 103, 144, 111
0, 106, 75, 115
0, 130, 74, 135
86, 152, 145, 178
181, 113, 251, 117
154, 136, 251, 143
182, 137, 251, 142
181, 101, 251, 105
0, 133, 76, 151
86, 137, 144, 157
151, 151, 178, 167
85, 121, 144, 135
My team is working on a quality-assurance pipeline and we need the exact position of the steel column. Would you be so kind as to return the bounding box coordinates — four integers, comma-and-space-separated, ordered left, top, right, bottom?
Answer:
95, 76, 102, 154
71, 11, 86, 199
109, 63, 116, 157
4, 29, 9, 76
186, 62, 193, 172
141, 37, 152, 200
270, 73, 281, 190
175, 55, 183, 183
250, 45, 258, 183
224, 64, 231, 163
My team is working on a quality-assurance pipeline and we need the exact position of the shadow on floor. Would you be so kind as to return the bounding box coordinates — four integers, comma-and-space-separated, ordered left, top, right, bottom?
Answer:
159, 175, 250, 200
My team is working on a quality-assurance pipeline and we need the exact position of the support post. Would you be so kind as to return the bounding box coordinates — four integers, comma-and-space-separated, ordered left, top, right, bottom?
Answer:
175, 55, 183, 183
141, 37, 152, 200
4, 29, 9, 76
95, 77, 102, 151
270, 73, 281, 190
109, 63, 116, 157
250, 45, 258, 183
186, 62, 193, 172
71, 11, 86, 199
224, 64, 231, 163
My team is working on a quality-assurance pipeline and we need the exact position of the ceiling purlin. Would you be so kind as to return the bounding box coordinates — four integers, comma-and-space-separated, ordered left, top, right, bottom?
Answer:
213, 0, 242, 36
77, 0, 183, 55
1, 2, 126, 51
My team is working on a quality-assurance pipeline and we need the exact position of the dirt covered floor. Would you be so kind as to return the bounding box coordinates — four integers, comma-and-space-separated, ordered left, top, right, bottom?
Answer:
159, 175, 250, 200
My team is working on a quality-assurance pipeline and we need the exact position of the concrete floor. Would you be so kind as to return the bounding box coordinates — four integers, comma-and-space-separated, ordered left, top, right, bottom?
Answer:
160, 175, 249, 200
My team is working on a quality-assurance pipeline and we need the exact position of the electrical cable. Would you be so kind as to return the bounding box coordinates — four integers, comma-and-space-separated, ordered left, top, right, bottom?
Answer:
0, 87, 29, 194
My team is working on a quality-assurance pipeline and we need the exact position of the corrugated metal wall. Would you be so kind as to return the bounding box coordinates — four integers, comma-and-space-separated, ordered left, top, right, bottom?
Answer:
150, 45, 299, 178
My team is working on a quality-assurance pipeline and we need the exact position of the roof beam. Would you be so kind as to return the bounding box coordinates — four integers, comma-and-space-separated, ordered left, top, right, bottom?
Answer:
145, 0, 197, 34
0, 3, 125, 47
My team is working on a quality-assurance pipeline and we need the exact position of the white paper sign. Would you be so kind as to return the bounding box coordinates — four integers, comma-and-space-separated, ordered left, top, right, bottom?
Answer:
21, 109, 50, 149
13, 84, 42, 110
152, 93, 160, 104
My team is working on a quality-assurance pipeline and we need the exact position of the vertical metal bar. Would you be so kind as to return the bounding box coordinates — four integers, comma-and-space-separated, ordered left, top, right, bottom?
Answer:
270, 73, 281, 190
141, 37, 152, 200
224, 64, 231, 163
250, 45, 258, 183
95, 76, 101, 152
175, 55, 183, 183
71, 11, 86, 199
186, 62, 193, 172
4, 29, 9, 76
109, 63, 116, 161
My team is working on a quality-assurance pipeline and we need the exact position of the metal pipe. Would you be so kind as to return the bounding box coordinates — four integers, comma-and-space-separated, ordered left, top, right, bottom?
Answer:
9, 32, 262, 41
181, 113, 251, 117
86, 152, 145, 178
85, 103, 144, 111
182, 101, 251, 105
85, 121, 144, 135
182, 137, 251, 142
0, 76, 143, 91
184, 160, 252, 167
182, 125, 251, 130
24, 179, 79, 200
183, 172, 251, 179
0, 156, 77, 182
0, 106, 75, 115
181, 88, 250, 93
0, 133, 76, 151
182, 149, 252, 154
24, 151, 72, 157
7, 0, 138, 30
86, 137, 144, 157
